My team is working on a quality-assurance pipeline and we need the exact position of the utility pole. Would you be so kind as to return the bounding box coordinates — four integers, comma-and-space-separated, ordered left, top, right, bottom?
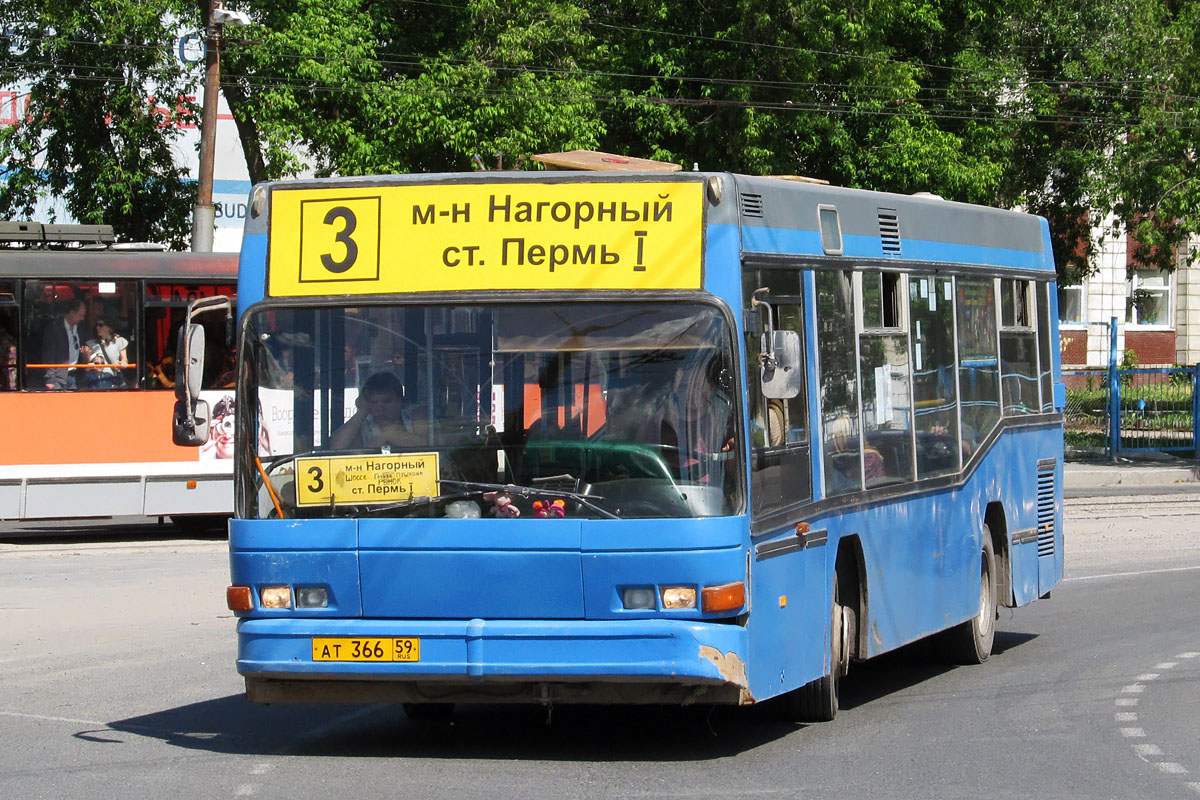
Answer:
191, 0, 250, 252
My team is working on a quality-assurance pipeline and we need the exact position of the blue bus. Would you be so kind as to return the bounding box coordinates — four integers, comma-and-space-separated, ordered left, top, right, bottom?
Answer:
178, 155, 1063, 720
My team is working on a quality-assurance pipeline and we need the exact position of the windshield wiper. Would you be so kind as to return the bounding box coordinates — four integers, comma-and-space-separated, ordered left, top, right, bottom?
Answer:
361, 490, 481, 518
439, 480, 620, 520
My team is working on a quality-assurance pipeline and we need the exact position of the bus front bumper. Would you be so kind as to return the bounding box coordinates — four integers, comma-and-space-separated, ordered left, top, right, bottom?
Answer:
236, 617, 751, 706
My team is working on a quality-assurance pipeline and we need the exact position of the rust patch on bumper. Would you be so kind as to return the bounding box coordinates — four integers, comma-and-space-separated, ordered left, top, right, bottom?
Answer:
698, 645, 754, 703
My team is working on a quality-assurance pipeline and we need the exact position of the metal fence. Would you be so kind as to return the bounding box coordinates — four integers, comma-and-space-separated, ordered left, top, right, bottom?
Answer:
1062, 317, 1200, 458
1064, 366, 1199, 456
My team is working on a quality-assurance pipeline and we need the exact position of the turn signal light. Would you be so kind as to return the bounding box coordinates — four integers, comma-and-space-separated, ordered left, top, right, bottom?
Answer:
227, 585, 253, 611
701, 581, 746, 613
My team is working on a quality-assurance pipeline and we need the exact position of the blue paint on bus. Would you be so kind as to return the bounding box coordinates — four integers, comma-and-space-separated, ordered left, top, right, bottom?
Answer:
222, 170, 1064, 715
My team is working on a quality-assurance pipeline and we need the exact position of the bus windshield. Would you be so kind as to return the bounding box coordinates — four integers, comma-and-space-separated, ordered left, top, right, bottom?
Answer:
242, 301, 743, 520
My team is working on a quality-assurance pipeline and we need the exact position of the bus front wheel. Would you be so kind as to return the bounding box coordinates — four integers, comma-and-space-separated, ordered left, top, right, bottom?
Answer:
940, 532, 997, 665
786, 576, 847, 722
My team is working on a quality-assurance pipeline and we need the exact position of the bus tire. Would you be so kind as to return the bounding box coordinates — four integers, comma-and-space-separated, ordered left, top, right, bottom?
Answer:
402, 702, 455, 721
941, 532, 996, 665
786, 575, 847, 722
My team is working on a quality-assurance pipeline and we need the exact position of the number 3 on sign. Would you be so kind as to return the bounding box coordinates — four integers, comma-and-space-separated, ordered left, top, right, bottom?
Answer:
298, 196, 381, 283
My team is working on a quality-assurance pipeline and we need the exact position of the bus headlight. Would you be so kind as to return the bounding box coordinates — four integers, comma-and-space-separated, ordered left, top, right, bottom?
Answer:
621, 587, 656, 610
294, 586, 328, 608
661, 586, 697, 609
260, 585, 292, 609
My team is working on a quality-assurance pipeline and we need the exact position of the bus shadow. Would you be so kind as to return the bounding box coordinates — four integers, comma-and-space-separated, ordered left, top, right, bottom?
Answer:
106, 695, 796, 760
838, 629, 1039, 711
105, 631, 1038, 761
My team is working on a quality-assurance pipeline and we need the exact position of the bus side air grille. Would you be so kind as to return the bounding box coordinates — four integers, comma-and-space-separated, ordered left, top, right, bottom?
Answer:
878, 208, 901, 255
1036, 459, 1056, 558
740, 193, 764, 218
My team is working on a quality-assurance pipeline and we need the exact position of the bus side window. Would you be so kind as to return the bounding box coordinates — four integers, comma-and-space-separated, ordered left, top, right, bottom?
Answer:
956, 276, 1001, 455
910, 275, 960, 477
1037, 282, 1056, 412
858, 271, 913, 486
815, 269, 861, 496
999, 278, 1038, 415
744, 268, 812, 517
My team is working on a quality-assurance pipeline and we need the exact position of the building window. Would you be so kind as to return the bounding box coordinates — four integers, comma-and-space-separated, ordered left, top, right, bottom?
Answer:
1058, 284, 1085, 324
1126, 269, 1172, 327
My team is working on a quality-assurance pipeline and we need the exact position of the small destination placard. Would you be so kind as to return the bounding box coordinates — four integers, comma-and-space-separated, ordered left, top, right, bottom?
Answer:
294, 452, 440, 507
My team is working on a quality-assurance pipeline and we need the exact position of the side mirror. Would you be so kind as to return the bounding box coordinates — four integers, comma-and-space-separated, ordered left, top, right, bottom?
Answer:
175, 322, 206, 403
170, 294, 232, 448
173, 398, 211, 446
761, 330, 803, 399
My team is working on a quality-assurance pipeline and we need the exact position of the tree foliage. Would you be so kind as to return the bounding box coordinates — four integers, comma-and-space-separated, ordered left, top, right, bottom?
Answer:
0, 0, 199, 246
3, 0, 1200, 278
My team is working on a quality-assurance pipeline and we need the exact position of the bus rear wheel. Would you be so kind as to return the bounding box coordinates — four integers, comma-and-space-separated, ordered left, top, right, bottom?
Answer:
786, 576, 847, 722
940, 532, 996, 665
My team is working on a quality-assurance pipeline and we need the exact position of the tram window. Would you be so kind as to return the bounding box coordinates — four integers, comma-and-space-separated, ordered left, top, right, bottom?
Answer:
145, 283, 236, 390
21, 281, 137, 391
956, 277, 1001, 453
816, 269, 861, 495
744, 269, 811, 518
0, 285, 17, 391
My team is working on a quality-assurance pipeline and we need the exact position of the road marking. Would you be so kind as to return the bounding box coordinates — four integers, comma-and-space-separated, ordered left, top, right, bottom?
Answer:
1134, 744, 1164, 759
0, 710, 106, 726
1065, 565, 1200, 582
1116, 653, 1199, 795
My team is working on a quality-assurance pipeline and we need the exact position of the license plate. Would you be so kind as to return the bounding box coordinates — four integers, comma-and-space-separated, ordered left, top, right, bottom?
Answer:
311, 637, 420, 662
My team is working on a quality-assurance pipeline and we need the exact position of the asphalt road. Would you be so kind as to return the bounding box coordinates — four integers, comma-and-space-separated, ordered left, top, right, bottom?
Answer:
1, 493, 1198, 800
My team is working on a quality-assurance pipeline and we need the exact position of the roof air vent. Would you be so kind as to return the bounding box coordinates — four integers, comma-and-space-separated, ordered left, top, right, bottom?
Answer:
740, 193, 764, 218
878, 208, 901, 255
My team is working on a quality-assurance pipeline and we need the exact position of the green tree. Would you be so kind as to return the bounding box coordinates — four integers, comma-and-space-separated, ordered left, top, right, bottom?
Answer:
220, 0, 606, 182
0, 0, 199, 246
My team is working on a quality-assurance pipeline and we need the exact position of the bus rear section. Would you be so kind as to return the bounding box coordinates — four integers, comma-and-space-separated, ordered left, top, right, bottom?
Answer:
228, 298, 760, 706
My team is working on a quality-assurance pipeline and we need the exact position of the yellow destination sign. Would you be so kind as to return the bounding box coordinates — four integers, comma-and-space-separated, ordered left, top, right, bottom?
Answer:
294, 453, 440, 507
266, 181, 704, 296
